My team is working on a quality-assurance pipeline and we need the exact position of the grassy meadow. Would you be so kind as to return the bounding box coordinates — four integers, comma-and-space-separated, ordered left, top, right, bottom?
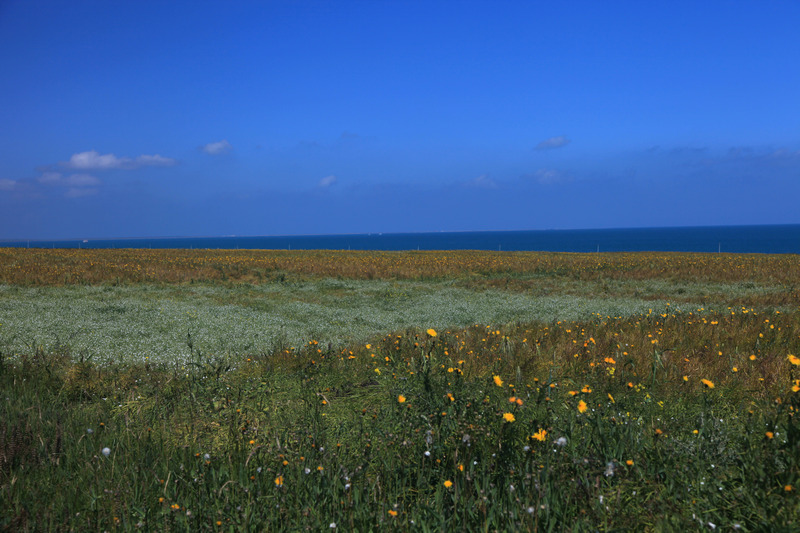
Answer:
2, 248, 800, 531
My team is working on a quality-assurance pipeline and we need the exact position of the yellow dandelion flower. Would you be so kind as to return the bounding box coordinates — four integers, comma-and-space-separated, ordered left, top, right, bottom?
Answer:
458, 464, 464, 472
581, 385, 592, 393
274, 475, 284, 487
701, 379, 715, 389
532, 428, 547, 441
577, 400, 588, 414
626, 459, 634, 466
788, 354, 800, 366
388, 510, 398, 516
398, 394, 406, 403
749, 354, 756, 361
427, 328, 437, 337
786, 485, 793, 492
443, 480, 453, 488
493, 375, 504, 387
766, 431, 774, 439
503, 412, 516, 423
604, 357, 616, 364
608, 393, 615, 403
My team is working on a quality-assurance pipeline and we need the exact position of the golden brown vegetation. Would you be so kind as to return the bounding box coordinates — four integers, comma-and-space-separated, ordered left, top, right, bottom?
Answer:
2, 247, 800, 287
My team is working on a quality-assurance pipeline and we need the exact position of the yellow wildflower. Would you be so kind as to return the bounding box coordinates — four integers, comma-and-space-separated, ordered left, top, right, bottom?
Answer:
701, 379, 715, 389
427, 328, 437, 337
398, 394, 406, 403
443, 480, 453, 488
531, 428, 547, 442
493, 375, 504, 387
577, 400, 588, 414
503, 412, 515, 423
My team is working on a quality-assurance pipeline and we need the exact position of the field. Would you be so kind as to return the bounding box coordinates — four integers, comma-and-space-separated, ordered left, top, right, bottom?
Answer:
2, 248, 800, 531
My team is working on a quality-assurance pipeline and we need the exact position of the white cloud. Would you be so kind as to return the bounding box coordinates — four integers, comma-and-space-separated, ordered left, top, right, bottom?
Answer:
62, 150, 176, 170
529, 168, 571, 184
65, 174, 101, 186
38, 172, 63, 184
466, 174, 498, 188
202, 140, 233, 155
318, 175, 337, 187
38, 172, 101, 187
769, 148, 800, 159
64, 151, 127, 169
0, 178, 16, 191
535, 136, 571, 150
134, 154, 176, 166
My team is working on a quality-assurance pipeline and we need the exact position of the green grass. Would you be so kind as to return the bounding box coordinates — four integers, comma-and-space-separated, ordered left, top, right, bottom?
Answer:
2, 269, 800, 531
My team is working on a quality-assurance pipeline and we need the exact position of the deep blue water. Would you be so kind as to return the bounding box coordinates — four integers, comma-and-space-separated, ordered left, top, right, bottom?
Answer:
2, 225, 800, 254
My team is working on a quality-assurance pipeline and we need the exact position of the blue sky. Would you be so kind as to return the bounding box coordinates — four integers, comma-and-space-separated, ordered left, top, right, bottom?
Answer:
1, 0, 799, 239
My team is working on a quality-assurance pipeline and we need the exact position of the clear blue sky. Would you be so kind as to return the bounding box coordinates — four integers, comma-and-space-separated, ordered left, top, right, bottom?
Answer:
2, 0, 799, 239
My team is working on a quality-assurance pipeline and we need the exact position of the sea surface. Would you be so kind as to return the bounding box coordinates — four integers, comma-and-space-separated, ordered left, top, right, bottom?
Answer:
2, 225, 800, 254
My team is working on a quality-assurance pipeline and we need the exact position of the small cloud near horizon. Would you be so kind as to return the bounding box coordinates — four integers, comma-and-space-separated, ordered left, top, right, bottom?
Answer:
0, 178, 16, 191
202, 140, 233, 155
522, 168, 571, 185
535, 136, 571, 151
318, 175, 337, 188
61, 150, 176, 170
38, 172, 101, 187
64, 187, 99, 198
465, 174, 498, 189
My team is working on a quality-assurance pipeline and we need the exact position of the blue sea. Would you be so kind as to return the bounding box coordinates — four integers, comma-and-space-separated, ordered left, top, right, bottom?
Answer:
2, 225, 800, 254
